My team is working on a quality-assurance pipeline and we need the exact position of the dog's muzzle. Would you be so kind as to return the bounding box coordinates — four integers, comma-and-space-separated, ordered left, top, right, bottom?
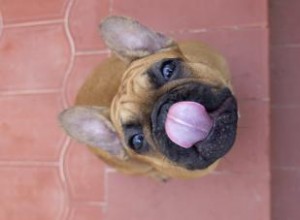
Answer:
151, 82, 238, 170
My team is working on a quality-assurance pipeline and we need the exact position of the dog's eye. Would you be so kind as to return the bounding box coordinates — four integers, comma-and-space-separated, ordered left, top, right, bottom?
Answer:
130, 134, 144, 151
148, 58, 183, 88
161, 60, 176, 80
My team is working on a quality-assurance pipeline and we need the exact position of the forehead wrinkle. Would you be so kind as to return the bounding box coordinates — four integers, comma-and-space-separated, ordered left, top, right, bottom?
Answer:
121, 61, 148, 83
119, 101, 142, 123
127, 76, 153, 101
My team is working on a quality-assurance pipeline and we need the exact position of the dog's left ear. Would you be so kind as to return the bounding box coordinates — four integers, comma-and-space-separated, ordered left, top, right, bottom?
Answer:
100, 16, 174, 61
59, 106, 125, 157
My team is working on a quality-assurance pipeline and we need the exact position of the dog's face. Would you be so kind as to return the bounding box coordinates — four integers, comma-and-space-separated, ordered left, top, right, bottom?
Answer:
111, 49, 237, 170
60, 16, 238, 174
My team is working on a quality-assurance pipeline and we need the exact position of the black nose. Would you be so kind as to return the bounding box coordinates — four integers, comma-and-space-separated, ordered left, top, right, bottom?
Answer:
195, 96, 238, 164
151, 83, 238, 170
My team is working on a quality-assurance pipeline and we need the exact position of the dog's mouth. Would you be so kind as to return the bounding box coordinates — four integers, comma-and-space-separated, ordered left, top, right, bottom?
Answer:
151, 82, 238, 170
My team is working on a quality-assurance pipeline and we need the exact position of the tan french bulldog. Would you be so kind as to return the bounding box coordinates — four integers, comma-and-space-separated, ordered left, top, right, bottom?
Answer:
59, 16, 238, 180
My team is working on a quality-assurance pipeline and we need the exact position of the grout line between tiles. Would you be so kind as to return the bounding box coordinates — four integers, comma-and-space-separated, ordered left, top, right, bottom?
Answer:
57, 162, 70, 220
0, 89, 61, 96
165, 23, 268, 35
271, 43, 300, 48
61, 0, 76, 108
102, 166, 110, 213
271, 104, 300, 109
58, 136, 70, 184
75, 49, 110, 56
0, 161, 59, 167
58, 138, 72, 220
71, 200, 106, 207
58, 199, 70, 220
105, 167, 117, 173
58, 1, 76, 219
109, 0, 114, 14
3, 19, 64, 29
272, 166, 300, 171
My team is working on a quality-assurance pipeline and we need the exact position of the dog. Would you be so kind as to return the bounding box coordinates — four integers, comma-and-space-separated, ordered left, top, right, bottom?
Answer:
59, 16, 238, 180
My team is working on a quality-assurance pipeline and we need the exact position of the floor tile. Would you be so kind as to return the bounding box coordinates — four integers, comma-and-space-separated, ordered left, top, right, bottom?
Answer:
0, 0, 68, 24
271, 107, 300, 168
65, 53, 108, 106
0, 24, 70, 91
218, 100, 269, 173
271, 47, 300, 106
0, 166, 65, 220
69, 204, 104, 220
270, 0, 300, 45
111, 0, 267, 32
0, 94, 64, 161
238, 100, 269, 129
64, 141, 105, 201
272, 168, 300, 220
106, 172, 270, 220
173, 28, 269, 100
69, 0, 109, 51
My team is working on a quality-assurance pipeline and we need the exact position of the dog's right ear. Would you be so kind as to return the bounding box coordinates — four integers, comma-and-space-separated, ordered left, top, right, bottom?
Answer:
59, 106, 125, 158
100, 16, 174, 61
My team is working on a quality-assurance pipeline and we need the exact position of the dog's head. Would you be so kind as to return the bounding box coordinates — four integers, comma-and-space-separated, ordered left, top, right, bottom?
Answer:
60, 16, 238, 173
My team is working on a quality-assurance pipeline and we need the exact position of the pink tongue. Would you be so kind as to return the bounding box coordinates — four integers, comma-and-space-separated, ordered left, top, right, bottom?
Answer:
165, 101, 213, 148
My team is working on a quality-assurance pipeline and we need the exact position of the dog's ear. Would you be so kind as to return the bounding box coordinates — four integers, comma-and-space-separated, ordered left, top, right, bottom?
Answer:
59, 106, 125, 157
100, 16, 174, 61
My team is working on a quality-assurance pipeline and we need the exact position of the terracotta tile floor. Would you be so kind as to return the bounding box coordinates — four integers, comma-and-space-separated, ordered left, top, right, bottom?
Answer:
0, 0, 274, 219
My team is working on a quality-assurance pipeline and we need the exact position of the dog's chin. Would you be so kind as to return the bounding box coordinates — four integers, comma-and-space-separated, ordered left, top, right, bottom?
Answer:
151, 82, 238, 170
